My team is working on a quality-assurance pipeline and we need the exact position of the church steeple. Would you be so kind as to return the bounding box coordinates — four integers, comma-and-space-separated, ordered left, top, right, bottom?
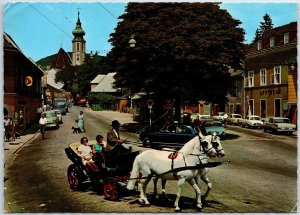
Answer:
72, 11, 86, 66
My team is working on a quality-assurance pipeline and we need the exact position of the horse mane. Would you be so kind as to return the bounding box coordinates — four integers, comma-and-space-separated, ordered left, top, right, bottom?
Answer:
179, 136, 199, 155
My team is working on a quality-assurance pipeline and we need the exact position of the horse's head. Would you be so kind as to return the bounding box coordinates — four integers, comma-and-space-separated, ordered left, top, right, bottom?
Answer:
198, 132, 217, 158
211, 132, 225, 158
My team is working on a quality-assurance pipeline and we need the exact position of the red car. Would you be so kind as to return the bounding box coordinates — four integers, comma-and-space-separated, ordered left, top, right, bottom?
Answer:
76, 97, 87, 106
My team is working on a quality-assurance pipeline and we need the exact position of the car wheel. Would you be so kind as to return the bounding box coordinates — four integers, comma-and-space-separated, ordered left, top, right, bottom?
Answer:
142, 138, 151, 148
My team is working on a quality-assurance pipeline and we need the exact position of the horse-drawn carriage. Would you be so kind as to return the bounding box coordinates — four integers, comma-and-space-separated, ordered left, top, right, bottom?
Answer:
65, 132, 228, 211
65, 140, 139, 200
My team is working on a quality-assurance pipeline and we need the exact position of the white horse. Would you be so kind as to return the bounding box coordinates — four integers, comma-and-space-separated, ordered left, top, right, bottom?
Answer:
153, 133, 225, 202
126, 133, 217, 211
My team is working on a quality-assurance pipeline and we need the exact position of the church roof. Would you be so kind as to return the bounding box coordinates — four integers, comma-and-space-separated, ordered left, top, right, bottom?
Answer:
91, 73, 118, 93
52, 48, 72, 69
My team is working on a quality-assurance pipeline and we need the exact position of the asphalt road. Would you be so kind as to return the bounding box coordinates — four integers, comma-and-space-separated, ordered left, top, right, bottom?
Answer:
4, 107, 297, 212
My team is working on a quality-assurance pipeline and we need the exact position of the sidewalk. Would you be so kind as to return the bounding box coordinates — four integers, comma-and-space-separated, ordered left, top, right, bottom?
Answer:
4, 130, 40, 167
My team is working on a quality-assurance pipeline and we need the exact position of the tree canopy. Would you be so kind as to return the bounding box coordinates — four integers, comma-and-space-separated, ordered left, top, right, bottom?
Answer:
252, 13, 273, 43
107, 3, 245, 113
55, 55, 109, 96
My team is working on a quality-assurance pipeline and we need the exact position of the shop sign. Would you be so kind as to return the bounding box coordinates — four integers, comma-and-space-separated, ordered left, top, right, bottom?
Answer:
260, 88, 281, 96
25, 76, 33, 86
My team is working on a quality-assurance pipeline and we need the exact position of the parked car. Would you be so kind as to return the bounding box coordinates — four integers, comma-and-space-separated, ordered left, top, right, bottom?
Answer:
139, 124, 198, 149
213, 112, 226, 122
54, 98, 68, 112
264, 117, 296, 135
53, 109, 63, 123
43, 110, 59, 129
200, 120, 226, 139
241, 115, 263, 128
191, 114, 213, 126
54, 104, 67, 115
227, 114, 243, 125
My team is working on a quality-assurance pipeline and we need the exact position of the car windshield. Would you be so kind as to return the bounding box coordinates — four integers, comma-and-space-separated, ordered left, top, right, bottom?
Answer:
205, 122, 222, 127
45, 112, 56, 117
274, 118, 291, 123
233, 115, 241, 118
200, 116, 211, 119
250, 117, 260, 120
219, 113, 225, 116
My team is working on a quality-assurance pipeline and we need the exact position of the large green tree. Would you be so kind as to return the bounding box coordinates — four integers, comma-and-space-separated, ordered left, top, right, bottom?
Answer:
107, 3, 245, 119
55, 55, 109, 96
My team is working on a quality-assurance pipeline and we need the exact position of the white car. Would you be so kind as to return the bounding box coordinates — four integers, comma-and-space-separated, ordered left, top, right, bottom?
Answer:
213, 112, 226, 122
241, 115, 263, 129
264, 117, 296, 135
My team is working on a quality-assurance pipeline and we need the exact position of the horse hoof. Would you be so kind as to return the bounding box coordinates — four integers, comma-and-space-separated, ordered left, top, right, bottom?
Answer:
196, 205, 203, 211
143, 203, 151, 207
175, 208, 181, 212
138, 199, 145, 205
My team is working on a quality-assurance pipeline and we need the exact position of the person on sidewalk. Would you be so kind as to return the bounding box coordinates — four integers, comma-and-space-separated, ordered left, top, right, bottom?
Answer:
78, 111, 85, 132
4, 115, 12, 142
106, 120, 130, 155
39, 113, 47, 140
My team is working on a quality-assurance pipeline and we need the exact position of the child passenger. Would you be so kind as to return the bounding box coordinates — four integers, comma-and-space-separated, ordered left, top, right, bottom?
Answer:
92, 135, 107, 154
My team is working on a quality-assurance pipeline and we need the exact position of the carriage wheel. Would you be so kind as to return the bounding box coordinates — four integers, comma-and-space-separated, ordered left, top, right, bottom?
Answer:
103, 177, 120, 201
67, 164, 82, 190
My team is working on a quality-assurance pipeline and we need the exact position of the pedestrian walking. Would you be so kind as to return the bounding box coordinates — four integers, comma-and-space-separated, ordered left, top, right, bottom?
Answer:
39, 113, 47, 140
78, 111, 85, 132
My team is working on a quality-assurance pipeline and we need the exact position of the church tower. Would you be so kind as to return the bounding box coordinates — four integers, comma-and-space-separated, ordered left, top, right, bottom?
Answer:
72, 11, 86, 66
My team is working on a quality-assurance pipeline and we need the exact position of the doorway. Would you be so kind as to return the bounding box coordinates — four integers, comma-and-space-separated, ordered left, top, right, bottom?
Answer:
260, 100, 266, 118
274, 98, 281, 117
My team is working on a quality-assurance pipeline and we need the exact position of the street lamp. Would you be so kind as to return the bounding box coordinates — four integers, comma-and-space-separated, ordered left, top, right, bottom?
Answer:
129, 35, 136, 48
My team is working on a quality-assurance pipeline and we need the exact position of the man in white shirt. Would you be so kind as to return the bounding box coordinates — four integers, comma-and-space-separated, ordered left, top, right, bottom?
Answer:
39, 113, 47, 140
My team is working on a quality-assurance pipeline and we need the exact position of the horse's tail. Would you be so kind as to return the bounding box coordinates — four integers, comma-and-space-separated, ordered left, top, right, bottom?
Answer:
126, 155, 140, 190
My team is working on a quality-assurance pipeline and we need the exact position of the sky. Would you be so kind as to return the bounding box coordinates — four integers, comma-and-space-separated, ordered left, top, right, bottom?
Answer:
3, 1, 298, 62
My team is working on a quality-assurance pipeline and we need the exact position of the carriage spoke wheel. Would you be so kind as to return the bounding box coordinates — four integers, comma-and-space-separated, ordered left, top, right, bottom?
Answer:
67, 165, 81, 190
103, 177, 120, 201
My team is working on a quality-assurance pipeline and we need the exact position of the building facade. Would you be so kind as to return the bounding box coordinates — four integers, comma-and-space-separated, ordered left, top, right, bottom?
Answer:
4, 32, 45, 130
244, 22, 297, 123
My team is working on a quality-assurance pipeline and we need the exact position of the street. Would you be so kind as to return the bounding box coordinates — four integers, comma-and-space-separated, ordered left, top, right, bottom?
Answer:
4, 106, 297, 212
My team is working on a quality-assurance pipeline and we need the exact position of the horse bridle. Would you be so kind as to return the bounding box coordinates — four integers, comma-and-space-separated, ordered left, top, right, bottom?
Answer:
211, 138, 224, 154
199, 136, 215, 155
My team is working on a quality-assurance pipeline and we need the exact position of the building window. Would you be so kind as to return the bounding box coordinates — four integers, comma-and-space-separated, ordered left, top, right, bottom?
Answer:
274, 66, 281, 84
270, 36, 275, 47
77, 43, 79, 51
257, 40, 262, 50
284, 32, 289, 44
247, 71, 254, 87
260, 69, 266, 86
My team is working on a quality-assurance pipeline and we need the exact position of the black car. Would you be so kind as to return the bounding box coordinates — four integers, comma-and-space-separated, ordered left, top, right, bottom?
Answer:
139, 124, 198, 149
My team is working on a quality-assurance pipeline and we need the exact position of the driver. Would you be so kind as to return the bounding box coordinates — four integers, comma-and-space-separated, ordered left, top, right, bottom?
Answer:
107, 120, 130, 155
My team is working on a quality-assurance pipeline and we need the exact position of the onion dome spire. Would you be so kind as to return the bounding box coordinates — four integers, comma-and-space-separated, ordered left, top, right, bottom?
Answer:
72, 11, 85, 37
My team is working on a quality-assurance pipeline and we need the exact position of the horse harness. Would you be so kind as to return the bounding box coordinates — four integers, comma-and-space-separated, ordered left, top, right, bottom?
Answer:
168, 151, 187, 180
